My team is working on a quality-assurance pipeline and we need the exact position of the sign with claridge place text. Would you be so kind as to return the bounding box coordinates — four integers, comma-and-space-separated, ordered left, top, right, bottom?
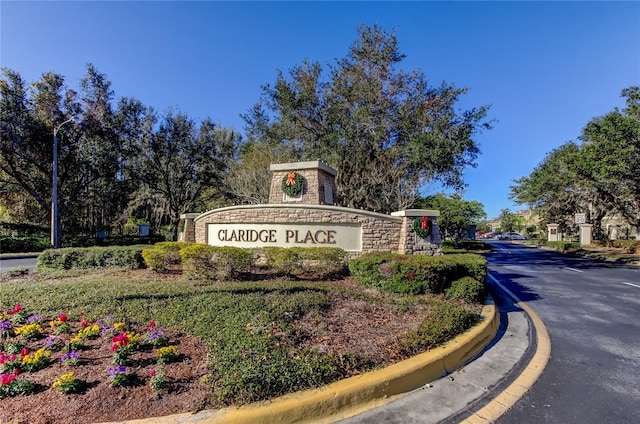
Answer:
206, 223, 363, 251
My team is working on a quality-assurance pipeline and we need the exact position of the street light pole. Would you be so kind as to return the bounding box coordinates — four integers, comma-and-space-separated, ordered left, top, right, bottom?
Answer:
52, 117, 74, 248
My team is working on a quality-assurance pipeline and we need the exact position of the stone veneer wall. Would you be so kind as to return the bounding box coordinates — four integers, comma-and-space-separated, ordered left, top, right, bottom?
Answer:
196, 205, 388, 256
268, 161, 337, 206
193, 205, 441, 256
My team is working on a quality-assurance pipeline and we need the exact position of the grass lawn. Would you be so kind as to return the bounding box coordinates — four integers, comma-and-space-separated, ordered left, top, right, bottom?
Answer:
0, 267, 482, 421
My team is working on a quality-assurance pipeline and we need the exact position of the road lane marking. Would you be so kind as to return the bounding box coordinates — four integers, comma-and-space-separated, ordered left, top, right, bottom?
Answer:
621, 282, 640, 289
563, 267, 583, 273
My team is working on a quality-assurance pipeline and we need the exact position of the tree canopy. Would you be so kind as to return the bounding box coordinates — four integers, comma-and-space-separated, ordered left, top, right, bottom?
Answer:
0, 65, 238, 242
241, 24, 492, 213
510, 86, 640, 239
416, 193, 486, 244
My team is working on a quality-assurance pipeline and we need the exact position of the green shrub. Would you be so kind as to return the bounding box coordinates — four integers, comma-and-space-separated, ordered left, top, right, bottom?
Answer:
347, 252, 397, 289
445, 277, 486, 303
263, 247, 348, 278
142, 242, 196, 272
349, 253, 487, 295
607, 239, 640, 253
546, 241, 580, 250
399, 300, 480, 356
2, 267, 30, 278
0, 237, 50, 253
181, 245, 253, 280
442, 240, 487, 253
36, 246, 146, 270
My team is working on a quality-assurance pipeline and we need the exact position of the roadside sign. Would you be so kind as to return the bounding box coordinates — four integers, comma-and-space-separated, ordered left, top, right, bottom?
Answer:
574, 213, 586, 224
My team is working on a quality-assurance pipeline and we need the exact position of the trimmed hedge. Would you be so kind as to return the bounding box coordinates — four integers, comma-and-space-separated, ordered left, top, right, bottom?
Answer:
0, 237, 50, 253
399, 300, 480, 356
546, 241, 580, 250
442, 240, 487, 253
348, 253, 487, 295
445, 276, 486, 303
263, 247, 348, 279
141, 242, 196, 272
36, 246, 146, 270
181, 245, 254, 280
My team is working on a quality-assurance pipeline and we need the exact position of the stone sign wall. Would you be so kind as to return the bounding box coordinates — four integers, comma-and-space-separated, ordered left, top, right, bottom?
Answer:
182, 161, 441, 256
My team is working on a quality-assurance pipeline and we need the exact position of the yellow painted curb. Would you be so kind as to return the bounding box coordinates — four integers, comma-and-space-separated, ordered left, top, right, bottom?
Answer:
461, 275, 551, 424
102, 301, 498, 424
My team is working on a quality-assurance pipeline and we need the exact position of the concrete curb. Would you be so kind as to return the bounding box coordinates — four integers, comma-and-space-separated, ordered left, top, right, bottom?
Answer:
102, 302, 499, 424
460, 274, 551, 423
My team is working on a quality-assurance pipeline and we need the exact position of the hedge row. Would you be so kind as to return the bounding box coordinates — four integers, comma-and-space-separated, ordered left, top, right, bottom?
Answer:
36, 246, 146, 270
599, 239, 640, 254
348, 252, 487, 296
141, 243, 349, 281
0, 237, 50, 253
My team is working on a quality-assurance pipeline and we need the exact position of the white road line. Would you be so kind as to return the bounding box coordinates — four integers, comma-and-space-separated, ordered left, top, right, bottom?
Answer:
621, 282, 640, 289
563, 267, 584, 273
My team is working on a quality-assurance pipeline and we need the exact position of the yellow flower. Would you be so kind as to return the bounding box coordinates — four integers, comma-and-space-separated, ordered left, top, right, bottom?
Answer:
52, 371, 75, 388
114, 322, 126, 330
14, 323, 43, 338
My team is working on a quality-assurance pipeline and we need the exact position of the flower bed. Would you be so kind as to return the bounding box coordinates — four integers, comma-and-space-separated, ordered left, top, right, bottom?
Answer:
0, 303, 209, 422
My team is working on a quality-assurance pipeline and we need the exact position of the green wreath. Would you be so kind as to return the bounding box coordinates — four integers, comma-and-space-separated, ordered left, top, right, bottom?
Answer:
412, 217, 432, 239
281, 172, 305, 197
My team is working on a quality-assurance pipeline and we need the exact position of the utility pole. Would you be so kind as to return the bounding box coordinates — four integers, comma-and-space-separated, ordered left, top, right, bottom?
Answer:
52, 118, 74, 248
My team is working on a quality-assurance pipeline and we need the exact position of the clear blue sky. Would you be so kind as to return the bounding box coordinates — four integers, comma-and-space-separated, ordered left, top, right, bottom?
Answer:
2, 1, 639, 219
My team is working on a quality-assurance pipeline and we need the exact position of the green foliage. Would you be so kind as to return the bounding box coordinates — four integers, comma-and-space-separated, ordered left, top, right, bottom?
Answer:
2, 267, 30, 278
36, 246, 146, 270
399, 301, 480, 356
242, 24, 492, 213
142, 241, 196, 272
416, 193, 486, 243
601, 239, 640, 253
181, 245, 253, 280
349, 253, 487, 295
0, 237, 50, 253
0, 377, 35, 398
445, 277, 486, 303
546, 241, 580, 250
263, 247, 348, 278
442, 240, 487, 253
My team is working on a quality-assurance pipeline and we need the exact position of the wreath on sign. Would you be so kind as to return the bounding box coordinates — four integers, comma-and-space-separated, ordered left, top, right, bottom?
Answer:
412, 216, 432, 239
281, 172, 305, 197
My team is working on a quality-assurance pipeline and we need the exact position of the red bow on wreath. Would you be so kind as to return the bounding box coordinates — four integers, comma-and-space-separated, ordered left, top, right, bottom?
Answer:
286, 173, 297, 187
420, 216, 429, 230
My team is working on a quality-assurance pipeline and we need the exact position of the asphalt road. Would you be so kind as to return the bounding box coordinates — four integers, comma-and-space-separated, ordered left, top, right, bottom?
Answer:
0, 255, 38, 275
487, 241, 640, 424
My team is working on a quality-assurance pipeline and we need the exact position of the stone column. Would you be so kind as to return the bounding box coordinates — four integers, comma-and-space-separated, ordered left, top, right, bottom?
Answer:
390, 209, 441, 255
579, 224, 593, 246
547, 224, 560, 242
179, 213, 200, 243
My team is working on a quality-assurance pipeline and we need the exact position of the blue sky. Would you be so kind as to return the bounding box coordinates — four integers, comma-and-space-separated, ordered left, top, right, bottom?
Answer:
2, 1, 639, 219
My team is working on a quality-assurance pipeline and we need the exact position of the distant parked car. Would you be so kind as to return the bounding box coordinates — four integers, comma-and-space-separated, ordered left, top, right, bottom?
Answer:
502, 232, 528, 240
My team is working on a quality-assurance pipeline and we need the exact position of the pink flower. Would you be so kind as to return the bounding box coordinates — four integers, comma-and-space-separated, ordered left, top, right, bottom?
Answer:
147, 321, 156, 331
20, 348, 29, 357
1, 374, 16, 385
10, 304, 22, 314
59, 313, 68, 323
149, 370, 156, 377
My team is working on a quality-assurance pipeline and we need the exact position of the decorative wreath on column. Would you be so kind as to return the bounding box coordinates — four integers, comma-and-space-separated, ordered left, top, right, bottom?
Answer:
281, 172, 305, 197
412, 216, 432, 238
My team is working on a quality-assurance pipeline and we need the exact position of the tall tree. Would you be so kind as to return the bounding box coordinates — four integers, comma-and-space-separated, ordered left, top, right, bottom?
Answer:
578, 86, 640, 239
416, 193, 486, 246
134, 111, 237, 239
243, 25, 492, 213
